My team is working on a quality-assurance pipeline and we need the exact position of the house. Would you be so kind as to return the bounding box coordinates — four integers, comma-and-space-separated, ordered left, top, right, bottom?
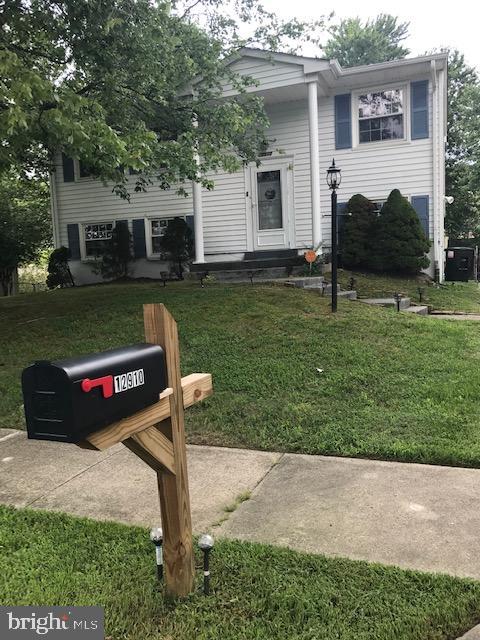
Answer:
50, 48, 448, 283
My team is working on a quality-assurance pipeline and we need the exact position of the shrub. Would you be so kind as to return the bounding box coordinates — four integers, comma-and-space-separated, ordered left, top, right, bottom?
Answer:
159, 218, 194, 279
340, 194, 377, 268
46, 247, 74, 289
369, 189, 431, 273
93, 222, 132, 280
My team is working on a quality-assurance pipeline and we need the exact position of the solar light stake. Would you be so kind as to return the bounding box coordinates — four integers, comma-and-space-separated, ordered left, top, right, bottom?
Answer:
198, 534, 214, 595
150, 527, 163, 582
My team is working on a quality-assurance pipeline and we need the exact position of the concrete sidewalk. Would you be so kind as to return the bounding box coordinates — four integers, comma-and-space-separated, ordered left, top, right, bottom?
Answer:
2, 428, 480, 581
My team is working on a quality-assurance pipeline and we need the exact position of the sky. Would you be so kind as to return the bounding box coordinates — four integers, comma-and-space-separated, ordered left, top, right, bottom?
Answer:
262, 0, 480, 70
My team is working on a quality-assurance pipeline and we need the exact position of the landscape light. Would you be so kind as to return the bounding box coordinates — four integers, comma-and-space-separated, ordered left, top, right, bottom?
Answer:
198, 534, 215, 595
150, 526, 163, 582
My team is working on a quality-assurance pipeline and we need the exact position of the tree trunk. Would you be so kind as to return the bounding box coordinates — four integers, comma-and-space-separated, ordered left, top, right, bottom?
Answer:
0, 266, 16, 296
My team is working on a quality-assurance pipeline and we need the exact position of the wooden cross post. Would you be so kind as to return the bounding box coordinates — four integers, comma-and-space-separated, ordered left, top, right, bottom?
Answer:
80, 304, 212, 597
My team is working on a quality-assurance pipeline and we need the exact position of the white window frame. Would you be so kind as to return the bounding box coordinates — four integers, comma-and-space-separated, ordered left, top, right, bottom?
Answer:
352, 83, 410, 149
145, 216, 187, 260
80, 221, 115, 261
74, 159, 95, 182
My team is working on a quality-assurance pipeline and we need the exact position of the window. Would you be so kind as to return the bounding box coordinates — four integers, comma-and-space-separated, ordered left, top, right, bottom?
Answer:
256, 170, 283, 230
358, 89, 404, 143
373, 200, 386, 214
78, 161, 95, 178
150, 217, 189, 257
84, 223, 113, 257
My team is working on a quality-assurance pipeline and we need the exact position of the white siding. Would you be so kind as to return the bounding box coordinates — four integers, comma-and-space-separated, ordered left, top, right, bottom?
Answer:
54, 161, 247, 257
53, 68, 437, 282
318, 87, 434, 245
222, 56, 305, 96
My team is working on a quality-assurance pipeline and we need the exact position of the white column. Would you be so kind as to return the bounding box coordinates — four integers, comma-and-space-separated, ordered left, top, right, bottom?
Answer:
192, 167, 205, 264
308, 79, 322, 249
192, 120, 205, 264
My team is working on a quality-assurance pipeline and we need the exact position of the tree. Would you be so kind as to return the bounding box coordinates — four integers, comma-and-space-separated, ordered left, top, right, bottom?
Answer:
369, 189, 430, 274
0, 171, 51, 295
1, 0, 324, 199
340, 194, 377, 268
323, 14, 410, 67
159, 218, 194, 279
444, 50, 480, 238
93, 222, 133, 280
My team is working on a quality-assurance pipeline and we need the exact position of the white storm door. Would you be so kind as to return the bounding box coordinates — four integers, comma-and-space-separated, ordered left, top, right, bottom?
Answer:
251, 162, 293, 250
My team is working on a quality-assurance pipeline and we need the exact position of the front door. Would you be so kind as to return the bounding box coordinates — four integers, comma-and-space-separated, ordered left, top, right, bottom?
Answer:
250, 161, 293, 250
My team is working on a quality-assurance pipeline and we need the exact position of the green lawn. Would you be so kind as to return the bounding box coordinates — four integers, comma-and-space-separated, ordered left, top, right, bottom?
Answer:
2, 281, 480, 466
337, 269, 480, 312
1, 506, 479, 640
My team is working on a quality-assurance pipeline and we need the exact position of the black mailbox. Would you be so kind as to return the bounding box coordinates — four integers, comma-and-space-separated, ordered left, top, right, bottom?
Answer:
22, 343, 167, 443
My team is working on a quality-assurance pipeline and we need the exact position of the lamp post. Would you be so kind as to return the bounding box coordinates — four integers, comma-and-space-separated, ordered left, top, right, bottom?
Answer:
326, 159, 342, 312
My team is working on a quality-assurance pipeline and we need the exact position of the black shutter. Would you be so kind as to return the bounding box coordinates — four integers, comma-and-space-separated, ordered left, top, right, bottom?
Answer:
62, 154, 75, 182
132, 219, 147, 258
67, 224, 81, 259
334, 94, 352, 149
411, 196, 430, 237
411, 81, 429, 140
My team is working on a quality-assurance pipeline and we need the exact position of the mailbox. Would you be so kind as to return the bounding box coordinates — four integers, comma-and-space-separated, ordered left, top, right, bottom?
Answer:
22, 343, 167, 443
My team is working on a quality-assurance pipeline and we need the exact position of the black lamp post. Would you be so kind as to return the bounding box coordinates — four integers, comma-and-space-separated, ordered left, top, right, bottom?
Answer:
326, 159, 342, 312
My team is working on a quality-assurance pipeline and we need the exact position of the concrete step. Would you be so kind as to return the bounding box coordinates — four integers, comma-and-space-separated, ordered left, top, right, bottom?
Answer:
318, 289, 357, 300
403, 305, 429, 316
361, 297, 411, 310
285, 276, 325, 288
301, 282, 340, 292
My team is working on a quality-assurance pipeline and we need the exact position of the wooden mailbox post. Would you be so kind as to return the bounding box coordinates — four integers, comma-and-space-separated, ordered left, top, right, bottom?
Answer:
79, 304, 213, 597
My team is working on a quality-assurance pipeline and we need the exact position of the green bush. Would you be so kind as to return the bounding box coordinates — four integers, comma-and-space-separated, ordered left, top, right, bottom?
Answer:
46, 247, 74, 289
340, 194, 377, 268
159, 217, 194, 279
368, 189, 431, 273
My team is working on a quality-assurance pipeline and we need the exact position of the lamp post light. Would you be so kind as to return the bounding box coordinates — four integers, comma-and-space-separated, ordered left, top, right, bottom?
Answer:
198, 534, 214, 595
326, 159, 342, 313
150, 526, 163, 583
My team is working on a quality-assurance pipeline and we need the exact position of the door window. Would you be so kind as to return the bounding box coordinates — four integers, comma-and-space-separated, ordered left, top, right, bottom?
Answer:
257, 170, 283, 230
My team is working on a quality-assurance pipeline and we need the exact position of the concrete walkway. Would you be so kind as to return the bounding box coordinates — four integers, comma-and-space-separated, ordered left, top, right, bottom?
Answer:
2, 428, 480, 581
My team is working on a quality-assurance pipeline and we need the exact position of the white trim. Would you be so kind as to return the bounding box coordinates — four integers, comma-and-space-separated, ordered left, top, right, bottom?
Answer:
79, 220, 115, 261
49, 172, 60, 248
244, 165, 254, 252
351, 82, 410, 150
73, 159, 95, 182
247, 156, 295, 250
144, 215, 188, 260
432, 64, 446, 282
308, 80, 322, 248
